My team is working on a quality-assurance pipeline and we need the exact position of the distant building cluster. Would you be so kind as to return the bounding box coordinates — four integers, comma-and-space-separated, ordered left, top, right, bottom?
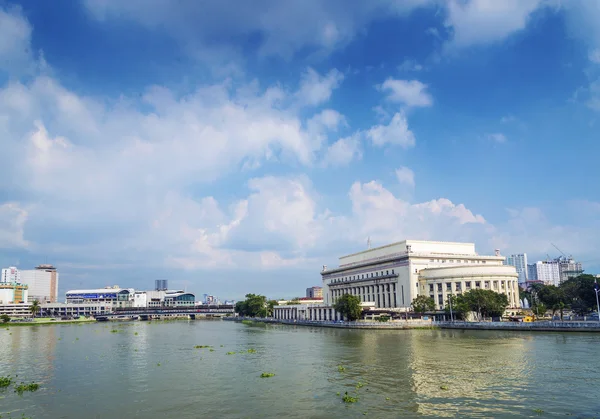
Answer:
503, 253, 584, 287
1, 265, 59, 303
305, 286, 323, 299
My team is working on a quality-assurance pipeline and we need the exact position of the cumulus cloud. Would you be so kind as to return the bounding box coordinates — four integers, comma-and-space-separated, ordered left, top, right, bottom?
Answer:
395, 166, 415, 187
366, 112, 416, 148
444, 0, 543, 49
379, 78, 433, 107
0, 203, 29, 249
322, 134, 362, 167
0, 5, 33, 75
83, 0, 431, 60
296, 67, 344, 106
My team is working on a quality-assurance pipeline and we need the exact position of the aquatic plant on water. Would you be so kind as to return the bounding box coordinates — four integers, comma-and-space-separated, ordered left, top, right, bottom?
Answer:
439, 385, 449, 391
226, 351, 236, 355
260, 372, 275, 378
342, 392, 358, 403
247, 348, 257, 353
209, 348, 215, 352
337, 365, 346, 372
0, 376, 13, 388
194, 345, 211, 349
355, 382, 364, 389
533, 409, 544, 415
110, 329, 119, 333
15, 382, 39, 395
134, 332, 138, 336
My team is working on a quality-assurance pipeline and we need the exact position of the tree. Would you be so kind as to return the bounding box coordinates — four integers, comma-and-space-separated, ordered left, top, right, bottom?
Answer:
445, 294, 469, 320
535, 285, 566, 320
333, 294, 362, 321
234, 294, 268, 317
30, 300, 40, 317
459, 289, 509, 320
1, 314, 10, 323
266, 300, 279, 317
532, 303, 547, 318
411, 295, 435, 315
560, 274, 597, 315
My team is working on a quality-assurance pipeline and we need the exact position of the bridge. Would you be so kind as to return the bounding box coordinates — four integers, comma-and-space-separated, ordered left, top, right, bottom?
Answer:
95, 305, 235, 321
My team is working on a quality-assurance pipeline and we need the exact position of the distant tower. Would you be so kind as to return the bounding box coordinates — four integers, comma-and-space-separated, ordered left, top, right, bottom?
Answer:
495, 249, 501, 257
155, 279, 168, 291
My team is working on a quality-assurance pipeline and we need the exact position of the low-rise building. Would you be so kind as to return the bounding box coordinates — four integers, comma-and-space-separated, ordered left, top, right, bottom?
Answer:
0, 282, 28, 304
0, 303, 32, 318
40, 302, 112, 317
66, 286, 134, 308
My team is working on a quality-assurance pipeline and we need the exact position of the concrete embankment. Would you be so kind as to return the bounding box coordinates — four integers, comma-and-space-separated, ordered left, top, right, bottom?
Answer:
226, 317, 600, 332
438, 321, 600, 332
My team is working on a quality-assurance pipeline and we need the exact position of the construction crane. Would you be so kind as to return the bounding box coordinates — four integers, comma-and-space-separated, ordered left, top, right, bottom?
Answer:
551, 243, 568, 258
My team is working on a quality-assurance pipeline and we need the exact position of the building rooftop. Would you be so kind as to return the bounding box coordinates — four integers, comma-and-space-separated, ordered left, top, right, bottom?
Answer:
66, 288, 132, 295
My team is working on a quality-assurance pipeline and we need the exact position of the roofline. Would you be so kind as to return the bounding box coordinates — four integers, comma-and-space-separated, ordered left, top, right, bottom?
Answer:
339, 239, 476, 259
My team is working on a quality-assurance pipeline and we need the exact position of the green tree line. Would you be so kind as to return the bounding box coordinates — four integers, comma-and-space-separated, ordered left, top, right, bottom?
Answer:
234, 294, 278, 317
522, 274, 598, 318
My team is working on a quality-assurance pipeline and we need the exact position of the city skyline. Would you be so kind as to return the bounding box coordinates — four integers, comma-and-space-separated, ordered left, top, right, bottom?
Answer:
0, 1, 599, 299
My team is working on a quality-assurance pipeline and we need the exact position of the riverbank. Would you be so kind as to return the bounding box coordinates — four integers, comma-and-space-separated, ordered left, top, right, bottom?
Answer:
226, 317, 600, 332
3, 317, 97, 327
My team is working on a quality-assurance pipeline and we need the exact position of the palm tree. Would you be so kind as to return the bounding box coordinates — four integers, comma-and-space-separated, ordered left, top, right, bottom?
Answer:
30, 300, 40, 318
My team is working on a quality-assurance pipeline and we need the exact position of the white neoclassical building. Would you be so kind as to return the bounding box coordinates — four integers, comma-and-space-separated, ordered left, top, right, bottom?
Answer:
273, 240, 520, 322
322, 240, 520, 313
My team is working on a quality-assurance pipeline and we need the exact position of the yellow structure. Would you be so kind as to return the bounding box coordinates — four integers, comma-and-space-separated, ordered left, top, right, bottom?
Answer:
0, 283, 29, 304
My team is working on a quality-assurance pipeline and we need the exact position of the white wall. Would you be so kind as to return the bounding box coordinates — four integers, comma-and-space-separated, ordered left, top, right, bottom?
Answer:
0, 289, 14, 304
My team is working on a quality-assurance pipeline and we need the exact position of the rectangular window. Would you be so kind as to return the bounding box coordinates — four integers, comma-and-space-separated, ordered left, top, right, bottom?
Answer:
475, 281, 481, 288
429, 284, 434, 292
446, 283, 452, 291
437, 283, 442, 292
391, 269, 394, 274
465, 281, 471, 289
455, 283, 462, 291
438, 294, 443, 304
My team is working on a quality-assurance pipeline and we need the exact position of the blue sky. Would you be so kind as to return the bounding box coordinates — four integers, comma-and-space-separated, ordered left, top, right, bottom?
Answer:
0, 0, 599, 300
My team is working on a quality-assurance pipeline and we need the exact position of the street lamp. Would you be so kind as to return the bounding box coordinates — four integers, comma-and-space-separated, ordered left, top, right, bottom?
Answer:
448, 291, 454, 322
594, 280, 600, 321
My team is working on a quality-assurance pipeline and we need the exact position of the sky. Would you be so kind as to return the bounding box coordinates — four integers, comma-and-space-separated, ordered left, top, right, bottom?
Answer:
0, 0, 599, 300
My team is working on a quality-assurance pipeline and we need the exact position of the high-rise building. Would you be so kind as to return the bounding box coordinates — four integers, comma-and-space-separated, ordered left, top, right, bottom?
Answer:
1, 267, 20, 284
527, 261, 561, 286
557, 257, 583, 283
504, 254, 528, 284
155, 279, 168, 291
306, 286, 323, 299
20, 264, 59, 303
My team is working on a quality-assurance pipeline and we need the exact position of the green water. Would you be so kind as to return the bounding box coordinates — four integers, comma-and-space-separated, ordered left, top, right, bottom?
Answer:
1, 321, 599, 418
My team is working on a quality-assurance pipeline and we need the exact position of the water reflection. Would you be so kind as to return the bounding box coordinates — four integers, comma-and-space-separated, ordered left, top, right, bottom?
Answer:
1, 322, 600, 418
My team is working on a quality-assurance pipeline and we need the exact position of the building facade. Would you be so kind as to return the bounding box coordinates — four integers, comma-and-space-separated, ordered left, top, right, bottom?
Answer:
504, 253, 528, 284
1, 267, 21, 283
20, 265, 59, 303
40, 302, 112, 317
527, 261, 561, 286
66, 286, 134, 308
305, 286, 323, 299
0, 283, 28, 304
321, 240, 520, 313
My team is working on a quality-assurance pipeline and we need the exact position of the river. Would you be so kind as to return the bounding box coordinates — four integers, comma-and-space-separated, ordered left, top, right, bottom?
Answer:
1, 320, 599, 418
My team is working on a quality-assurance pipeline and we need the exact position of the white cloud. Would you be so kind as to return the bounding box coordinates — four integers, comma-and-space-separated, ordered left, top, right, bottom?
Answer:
296, 67, 344, 106
589, 49, 600, 64
0, 5, 35, 76
398, 58, 424, 72
395, 166, 415, 187
379, 78, 433, 107
82, 0, 431, 60
366, 112, 416, 148
322, 134, 362, 167
486, 133, 507, 143
0, 203, 29, 249
444, 0, 543, 49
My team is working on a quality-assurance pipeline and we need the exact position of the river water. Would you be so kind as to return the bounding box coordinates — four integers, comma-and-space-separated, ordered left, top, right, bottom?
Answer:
1, 320, 599, 418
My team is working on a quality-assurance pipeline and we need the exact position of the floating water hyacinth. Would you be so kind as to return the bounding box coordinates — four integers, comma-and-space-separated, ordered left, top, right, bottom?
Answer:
337, 365, 346, 372
260, 372, 275, 378
194, 345, 211, 349
247, 348, 256, 353
226, 351, 236, 355
15, 382, 39, 395
342, 392, 358, 403
0, 375, 13, 388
